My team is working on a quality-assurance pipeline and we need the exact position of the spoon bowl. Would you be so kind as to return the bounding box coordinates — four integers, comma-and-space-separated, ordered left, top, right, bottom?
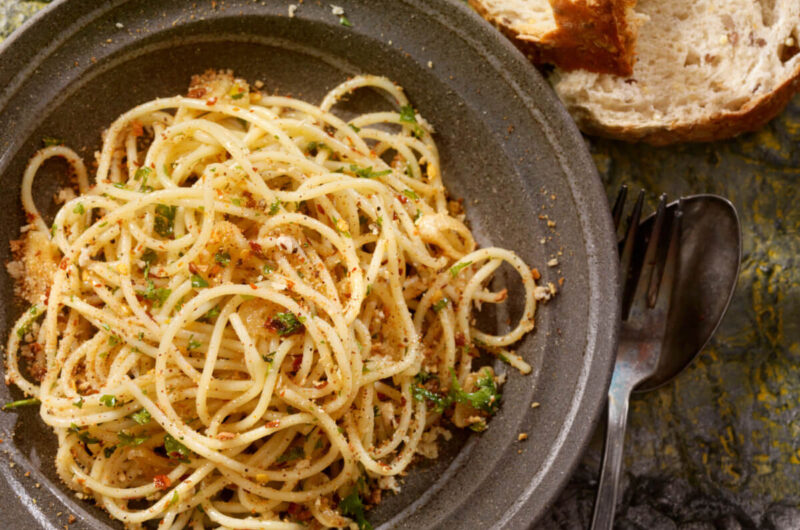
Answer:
634, 194, 741, 391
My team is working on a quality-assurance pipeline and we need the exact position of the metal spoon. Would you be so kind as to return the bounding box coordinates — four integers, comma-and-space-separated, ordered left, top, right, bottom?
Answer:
590, 191, 742, 530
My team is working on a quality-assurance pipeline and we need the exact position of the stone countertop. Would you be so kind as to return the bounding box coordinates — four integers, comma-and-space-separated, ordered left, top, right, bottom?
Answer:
3, 2, 799, 529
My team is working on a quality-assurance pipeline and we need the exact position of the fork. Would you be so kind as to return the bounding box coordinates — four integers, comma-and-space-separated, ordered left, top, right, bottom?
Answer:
590, 187, 683, 530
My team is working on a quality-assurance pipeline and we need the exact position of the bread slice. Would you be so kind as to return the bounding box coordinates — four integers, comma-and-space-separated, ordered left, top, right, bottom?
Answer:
470, 0, 644, 76
551, 0, 800, 144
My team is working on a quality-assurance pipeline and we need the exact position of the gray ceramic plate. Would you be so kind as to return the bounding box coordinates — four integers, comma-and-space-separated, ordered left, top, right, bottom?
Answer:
0, 1, 619, 528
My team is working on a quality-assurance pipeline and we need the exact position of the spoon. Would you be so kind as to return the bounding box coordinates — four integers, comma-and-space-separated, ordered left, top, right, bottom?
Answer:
591, 192, 742, 530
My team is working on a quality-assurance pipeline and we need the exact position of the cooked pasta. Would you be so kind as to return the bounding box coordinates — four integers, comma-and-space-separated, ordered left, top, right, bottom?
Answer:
4, 71, 548, 529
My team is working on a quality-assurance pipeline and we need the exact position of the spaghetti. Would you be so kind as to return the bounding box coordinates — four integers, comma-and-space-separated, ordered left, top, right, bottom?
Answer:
4, 71, 546, 529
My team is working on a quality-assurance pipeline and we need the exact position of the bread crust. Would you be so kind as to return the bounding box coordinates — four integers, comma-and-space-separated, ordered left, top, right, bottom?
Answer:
470, 0, 638, 76
564, 63, 800, 145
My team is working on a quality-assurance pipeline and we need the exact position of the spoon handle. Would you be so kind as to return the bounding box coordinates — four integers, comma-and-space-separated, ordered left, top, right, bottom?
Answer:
590, 377, 633, 530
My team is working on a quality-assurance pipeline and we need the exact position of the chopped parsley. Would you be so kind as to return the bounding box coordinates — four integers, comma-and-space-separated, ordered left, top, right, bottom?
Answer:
339, 15, 353, 27
141, 248, 158, 277
411, 385, 450, 413
269, 312, 305, 336
262, 264, 274, 275
130, 409, 152, 425
16, 305, 41, 340
402, 189, 419, 201
214, 251, 231, 266
275, 446, 305, 463
203, 305, 221, 321
138, 279, 171, 307
432, 298, 449, 313
2, 398, 41, 410
187, 336, 202, 350
339, 483, 372, 530
42, 136, 65, 147
398, 105, 424, 138
103, 446, 117, 458
348, 123, 361, 133
154, 204, 177, 238
73, 203, 85, 215
70, 423, 100, 445
269, 199, 282, 215
99, 394, 118, 408
191, 274, 209, 288
164, 434, 191, 463
73, 397, 84, 409
134, 167, 152, 181
449, 261, 472, 278
350, 165, 392, 179
118, 431, 148, 446
450, 368, 501, 414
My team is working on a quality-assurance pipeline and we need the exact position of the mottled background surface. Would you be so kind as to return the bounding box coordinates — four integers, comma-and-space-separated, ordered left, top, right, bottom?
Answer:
3, 2, 799, 529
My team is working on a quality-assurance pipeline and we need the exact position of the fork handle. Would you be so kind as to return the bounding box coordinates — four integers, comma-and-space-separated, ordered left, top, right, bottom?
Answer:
590, 376, 634, 530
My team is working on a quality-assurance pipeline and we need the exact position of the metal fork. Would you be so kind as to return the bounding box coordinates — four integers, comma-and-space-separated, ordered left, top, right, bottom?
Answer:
590, 187, 683, 530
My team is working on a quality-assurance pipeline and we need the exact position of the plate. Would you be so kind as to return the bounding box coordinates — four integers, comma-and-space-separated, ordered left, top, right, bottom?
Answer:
0, 1, 619, 528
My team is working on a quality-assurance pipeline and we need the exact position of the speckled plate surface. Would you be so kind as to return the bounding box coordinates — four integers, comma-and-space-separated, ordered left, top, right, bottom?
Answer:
0, 1, 618, 528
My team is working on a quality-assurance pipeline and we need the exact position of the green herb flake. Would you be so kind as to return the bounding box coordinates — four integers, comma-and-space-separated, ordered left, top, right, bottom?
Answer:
262, 264, 274, 275
276, 446, 305, 463
2, 398, 41, 411
113, 182, 127, 189
350, 165, 392, 179
118, 431, 148, 446
214, 251, 231, 266
170, 490, 180, 506
203, 305, 221, 321
73, 397, 84, 409
138, 279, 171, 308
191, 274, 209, 288
339, 15, 353, 27
402, 189, 419, 201
164, 433, 191, 463
70, 423, 101, 444
73, 203, 85, 215
432, 298, 449, 313
269, 312, 305, 336
449, 261, 472, 278
134, 167, 152, 181
269, 199, 282, 215
154, 204, 177, 239
450, 368, 501, 414
99, 394, 118, 408
188, 336, 202, 350
42, 136, 65, 147
348, 123, 361, 133
339, 486, 372, 530
231, 92, 245, 100
398, 105, 424, 138
129, 409, 152, 425
104, 445, 117, 458
15, 305, 41, 340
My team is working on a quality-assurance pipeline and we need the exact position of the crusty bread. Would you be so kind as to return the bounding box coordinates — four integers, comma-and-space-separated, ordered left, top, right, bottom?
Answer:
551, 0, 800, 144
470, 0, 644, 76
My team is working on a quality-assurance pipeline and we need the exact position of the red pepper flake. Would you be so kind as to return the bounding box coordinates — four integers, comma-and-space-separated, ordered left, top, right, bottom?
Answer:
398, 194, 408, 204
59, 258, 69, 270
291, 356, 302, 372
188, 262, 200, 275
249, 283, 258, 290
248, 241, 264, 257
558, 277, 565, 287
206, 97, 217, 106
153, 474, 171, 490
455, 333, 466, 347
131, 120, 144, 137
266, 420, 280, 429
316, 204, 325, 215
377, 392, 388, 400
531, 268, 541, 281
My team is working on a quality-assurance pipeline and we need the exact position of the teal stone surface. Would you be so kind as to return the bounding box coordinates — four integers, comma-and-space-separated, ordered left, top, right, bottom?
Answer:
2, 3, 799, 528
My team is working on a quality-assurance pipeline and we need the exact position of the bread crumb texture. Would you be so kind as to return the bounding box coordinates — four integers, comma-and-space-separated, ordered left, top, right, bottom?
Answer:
552, 0, 800, 143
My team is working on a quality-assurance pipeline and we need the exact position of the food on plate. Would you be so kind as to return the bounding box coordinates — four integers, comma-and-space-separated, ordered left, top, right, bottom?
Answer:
469, 0, 643, 76
474, 0, 800, 144
4, 70, 548, 529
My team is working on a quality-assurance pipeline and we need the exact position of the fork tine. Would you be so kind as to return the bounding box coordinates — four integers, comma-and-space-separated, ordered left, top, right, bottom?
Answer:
629, 194, 668, 317
619, 190, 645, 319
651, 199, 682, 311
612, 185, 628, 232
